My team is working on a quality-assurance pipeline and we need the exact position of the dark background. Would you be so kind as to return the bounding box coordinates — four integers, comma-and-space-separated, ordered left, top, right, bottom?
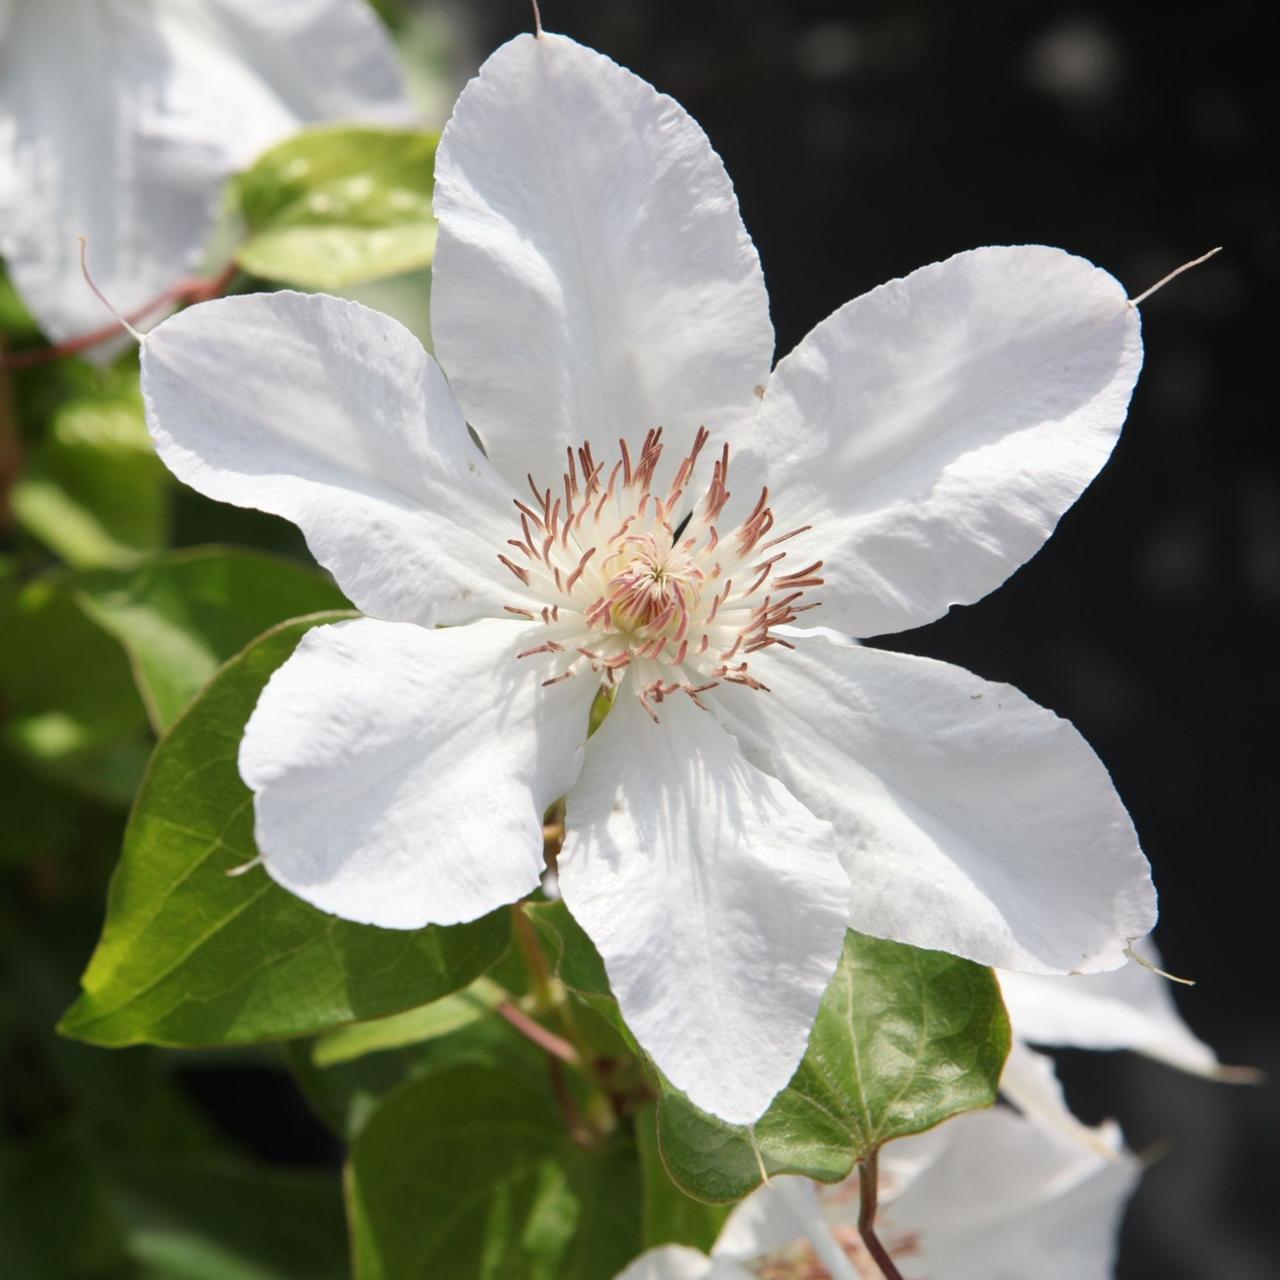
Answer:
461, 2, 1277, 1276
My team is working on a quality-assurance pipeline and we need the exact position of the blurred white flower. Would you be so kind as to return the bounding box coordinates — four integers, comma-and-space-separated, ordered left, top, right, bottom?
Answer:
998, 936, 1246, 1153
139, 30, 1156, 1123
617, 1106, 1140, 1280
0, 0, 413, 348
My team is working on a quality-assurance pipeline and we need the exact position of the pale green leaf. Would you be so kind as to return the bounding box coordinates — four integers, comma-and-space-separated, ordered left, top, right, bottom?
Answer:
311, 976, 507, 1067
234, 126, 438, 289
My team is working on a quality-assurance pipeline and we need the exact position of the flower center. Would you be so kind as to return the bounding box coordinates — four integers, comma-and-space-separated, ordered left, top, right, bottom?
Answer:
498, 428, 822, 719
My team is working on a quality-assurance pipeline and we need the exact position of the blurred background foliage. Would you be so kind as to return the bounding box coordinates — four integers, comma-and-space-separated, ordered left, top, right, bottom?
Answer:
1, 1, 1275, 1277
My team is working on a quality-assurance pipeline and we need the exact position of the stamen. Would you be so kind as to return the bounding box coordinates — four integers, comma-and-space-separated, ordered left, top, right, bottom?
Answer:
502, 430, 820, 710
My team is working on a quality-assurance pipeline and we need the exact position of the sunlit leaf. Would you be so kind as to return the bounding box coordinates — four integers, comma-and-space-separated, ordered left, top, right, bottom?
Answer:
59, 615, 510, 1049
234, 126, 438, 289
311, 976, 506, 1067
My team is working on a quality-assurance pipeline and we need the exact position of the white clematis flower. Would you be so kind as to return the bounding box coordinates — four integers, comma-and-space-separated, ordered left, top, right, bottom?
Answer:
138, 30, 1157, 1123
616, 1105, 1140, 1279
0, 0, 412, 349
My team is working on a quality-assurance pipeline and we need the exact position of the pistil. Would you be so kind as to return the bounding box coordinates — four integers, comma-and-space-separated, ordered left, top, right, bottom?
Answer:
499, 428, 822, 718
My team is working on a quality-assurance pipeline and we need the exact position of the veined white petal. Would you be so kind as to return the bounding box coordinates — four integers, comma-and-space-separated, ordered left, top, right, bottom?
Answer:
558, 691, 848, 1125
737, 246, 1141, 637
1000, 1041, 1125, 1160
875, 1108, 1139, 1279
998, 936, 1224, 1076
239, 617, 594, 929
714, 628, 1156, 974
141, 291, 524, 627
0, 0, 410, 348
432, 31, 773, 490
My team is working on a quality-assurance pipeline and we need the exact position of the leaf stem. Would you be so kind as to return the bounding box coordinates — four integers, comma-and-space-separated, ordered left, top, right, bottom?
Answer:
512, 900, 594, 1070
0, 263, 238, 370
858, 1147, 905, 1280
494, 1000, 577, 1067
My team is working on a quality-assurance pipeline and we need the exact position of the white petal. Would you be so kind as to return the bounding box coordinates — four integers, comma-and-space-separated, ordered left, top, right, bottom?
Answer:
878, 1108, 1139, 1280
612, 1246, 717, 1280
558, 691, 849, 1125
713, 629, 1156, 973
239, 617, 594, 929
737, 246, 1141, 637
141, 291, 523, 627
998, 936, 1223, 1076
432, 32, 773, 490
0, 0, 410, 347
714, 1178, 819, 1262
716, 1179, 859, 1280
1000, 1041, 1125, 1160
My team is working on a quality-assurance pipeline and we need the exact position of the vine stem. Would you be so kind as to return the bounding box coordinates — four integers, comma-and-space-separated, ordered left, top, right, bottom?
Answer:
0, 262, 237, 370
857, 1147, 905, 1280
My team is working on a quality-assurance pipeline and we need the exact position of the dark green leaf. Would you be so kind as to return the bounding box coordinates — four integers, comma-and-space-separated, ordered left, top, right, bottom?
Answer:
59, 615, 510, 1048
234, 126, 438, 289
656, 930, 1010, 1202
77, 546, 347, 732
635, 1105, 728, 1253
349, 1063, 641, 1280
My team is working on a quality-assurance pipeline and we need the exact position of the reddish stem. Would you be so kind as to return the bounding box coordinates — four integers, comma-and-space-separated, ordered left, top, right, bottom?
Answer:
1, 262, 237, 370
858, 1148, 905, 1280
494, 1000, 578, 1067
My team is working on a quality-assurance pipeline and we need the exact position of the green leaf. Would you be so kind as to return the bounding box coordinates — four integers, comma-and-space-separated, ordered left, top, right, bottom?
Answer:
656, 930, 1011, 1202
311, 975, 506, 1067
59, 614, 510, 1048
77, 546, 348, 732
12, 366, 170, 567
233, 126, 439, 289
349, 1064, 641, 1280
0, 573, 151, 805
635, 1106, 729, 1254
